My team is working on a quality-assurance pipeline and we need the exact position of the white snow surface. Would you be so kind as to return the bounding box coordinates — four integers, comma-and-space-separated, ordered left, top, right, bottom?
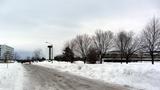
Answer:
35, 61, 160, 90
0, 63, 23, 90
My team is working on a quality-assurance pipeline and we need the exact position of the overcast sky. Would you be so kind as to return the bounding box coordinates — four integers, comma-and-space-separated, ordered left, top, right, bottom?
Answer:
0, 0, 160, 58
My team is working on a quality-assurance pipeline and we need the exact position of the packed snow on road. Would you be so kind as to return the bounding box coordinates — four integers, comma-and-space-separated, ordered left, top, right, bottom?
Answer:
0, 63, 23, 90
23, 64, 131, 90
35, 61, 160, 90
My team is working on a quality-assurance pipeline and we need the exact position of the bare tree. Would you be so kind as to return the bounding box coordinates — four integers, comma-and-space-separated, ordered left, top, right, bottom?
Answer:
13, 52, 21, 61
93, 30, 113, 64
64, 39, 76, 53
115, 31, 141, 64
115, 31, 127, 61
32, 49, 43, 61
3, 51, 13, 63
74, 34, 92, 63
26, 56, 31, 60
141, 17, 160, 64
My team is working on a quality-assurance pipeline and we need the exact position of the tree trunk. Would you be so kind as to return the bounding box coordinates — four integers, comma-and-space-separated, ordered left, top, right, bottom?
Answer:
120, 53, 123, 64
84, 58, 86, 64
150, 52, 154, 64
151, 55, 154, 64
126, 58, 128, 64
100, 55, 102, 64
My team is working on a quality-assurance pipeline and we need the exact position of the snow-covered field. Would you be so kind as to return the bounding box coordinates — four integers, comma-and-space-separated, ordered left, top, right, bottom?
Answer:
0, 63, 23, 90
35, 61, 160, 90
1, 61, 159, 90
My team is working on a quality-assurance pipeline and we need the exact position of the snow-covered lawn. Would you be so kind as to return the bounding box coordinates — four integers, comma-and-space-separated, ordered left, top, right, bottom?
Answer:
0, 63, 23, 90
35, 61, 160, 90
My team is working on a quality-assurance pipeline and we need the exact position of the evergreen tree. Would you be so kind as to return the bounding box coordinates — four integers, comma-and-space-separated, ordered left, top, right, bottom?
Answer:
63, 46, 74, 63
87, 47, 98, 64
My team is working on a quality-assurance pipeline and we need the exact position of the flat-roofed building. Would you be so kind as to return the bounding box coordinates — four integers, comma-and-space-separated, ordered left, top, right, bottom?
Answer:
0, 45, 14, 62
103, 50, 160, 62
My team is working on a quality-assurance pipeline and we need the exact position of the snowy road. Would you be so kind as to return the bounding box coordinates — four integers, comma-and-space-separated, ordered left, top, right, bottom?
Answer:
23, 65, 133, 90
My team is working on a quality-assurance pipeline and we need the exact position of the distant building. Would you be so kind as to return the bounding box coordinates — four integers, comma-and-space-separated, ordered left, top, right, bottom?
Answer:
0, 45, 14, 62
103, 50, 160, 62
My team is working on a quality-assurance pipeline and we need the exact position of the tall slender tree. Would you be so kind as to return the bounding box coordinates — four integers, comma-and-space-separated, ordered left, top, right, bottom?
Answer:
74, 34, 91, 63
93, 30, 113, 64
115, 31, 141, 63
141, 17, 160, 64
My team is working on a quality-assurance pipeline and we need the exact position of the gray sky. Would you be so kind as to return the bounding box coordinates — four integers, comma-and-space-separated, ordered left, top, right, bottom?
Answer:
0, 0, 160, 58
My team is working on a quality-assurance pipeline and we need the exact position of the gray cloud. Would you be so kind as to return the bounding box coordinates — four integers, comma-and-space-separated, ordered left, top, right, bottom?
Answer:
0, 0, 155, 27
0, 0, 157, 28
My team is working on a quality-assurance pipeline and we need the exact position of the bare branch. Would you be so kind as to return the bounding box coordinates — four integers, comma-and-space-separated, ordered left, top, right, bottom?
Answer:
141, 17, 160, 64
93, 30, 113, 63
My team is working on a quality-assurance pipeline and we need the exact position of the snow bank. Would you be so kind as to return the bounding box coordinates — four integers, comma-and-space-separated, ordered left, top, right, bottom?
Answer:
35, 61, 160, 90
0, 63, 23, 90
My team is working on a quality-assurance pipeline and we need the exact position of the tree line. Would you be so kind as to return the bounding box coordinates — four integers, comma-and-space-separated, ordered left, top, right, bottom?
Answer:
54, 17, 160, 64
15, 49, 46, 63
